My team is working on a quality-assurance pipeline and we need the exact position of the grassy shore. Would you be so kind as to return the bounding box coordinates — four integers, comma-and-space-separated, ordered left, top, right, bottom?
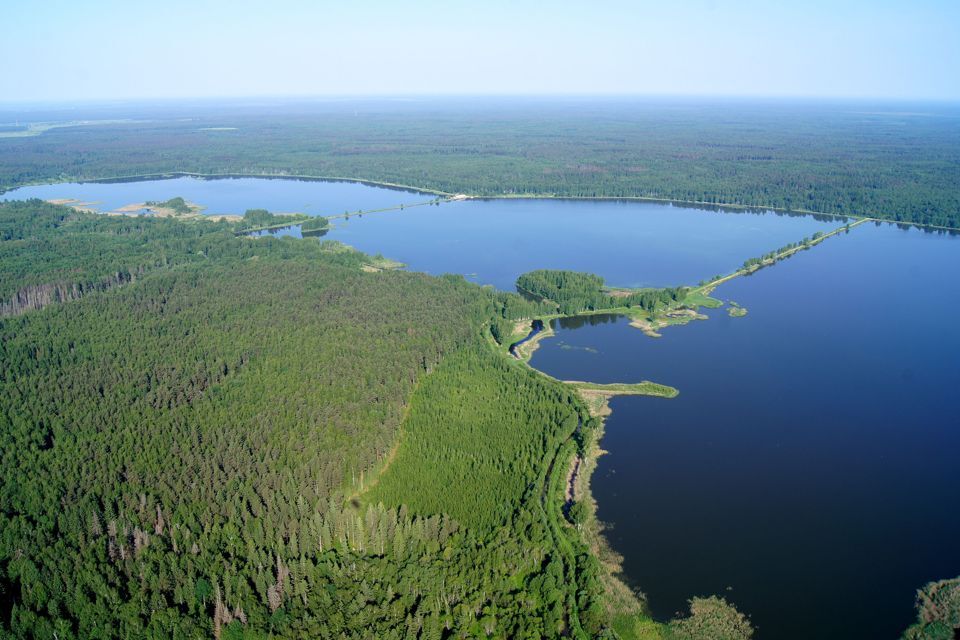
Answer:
507, 320, 555, 362
560, 384, 668, 640
565, 381, 677, 417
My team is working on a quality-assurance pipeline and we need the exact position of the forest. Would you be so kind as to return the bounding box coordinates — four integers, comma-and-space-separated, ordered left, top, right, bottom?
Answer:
516, 270, 687, 316
1, 196, 957, 639
299, 216, 329, 234
235, 209, 311, 232
144, 197, 193, 215
1, 99, 959, 228
0, 200, 763, 638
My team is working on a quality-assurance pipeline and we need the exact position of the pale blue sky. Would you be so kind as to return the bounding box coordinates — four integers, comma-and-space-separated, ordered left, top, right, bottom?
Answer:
2, 0, 958, 102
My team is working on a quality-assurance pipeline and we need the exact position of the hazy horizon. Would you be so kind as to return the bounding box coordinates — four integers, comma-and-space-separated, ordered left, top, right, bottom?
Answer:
4, 92, 956, 112
3, 0, 958, 103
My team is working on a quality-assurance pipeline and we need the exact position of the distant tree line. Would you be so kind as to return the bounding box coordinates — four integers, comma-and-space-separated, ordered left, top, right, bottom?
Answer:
2, 100, 959, 228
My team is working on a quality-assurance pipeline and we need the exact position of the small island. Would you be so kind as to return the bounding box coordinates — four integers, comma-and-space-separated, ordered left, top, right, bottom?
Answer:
144, 196, 195, 215
235, 208, 310, 233
728, 301, 748, 317
300, 215, 330, 236
118, 196, 212, 218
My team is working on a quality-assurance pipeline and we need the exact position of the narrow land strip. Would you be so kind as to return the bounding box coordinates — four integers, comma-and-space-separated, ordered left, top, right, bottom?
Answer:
693, 217, 869, 295
325, 196, 450, 221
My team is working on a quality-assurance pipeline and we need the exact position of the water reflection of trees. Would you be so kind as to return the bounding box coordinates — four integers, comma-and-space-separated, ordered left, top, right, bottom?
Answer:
554, 313, 622, 330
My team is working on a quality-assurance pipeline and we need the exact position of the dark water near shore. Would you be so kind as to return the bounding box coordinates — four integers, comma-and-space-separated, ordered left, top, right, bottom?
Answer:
530, 223, 960, 640
3, 177, 839, 289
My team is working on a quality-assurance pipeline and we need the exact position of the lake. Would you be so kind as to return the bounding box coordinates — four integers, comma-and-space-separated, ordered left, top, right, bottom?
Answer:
3, 176, 841, 289
0, 175, 433, 218
530, 222, 960, 640
5, 177, 956, 637
320, 199, 843, 289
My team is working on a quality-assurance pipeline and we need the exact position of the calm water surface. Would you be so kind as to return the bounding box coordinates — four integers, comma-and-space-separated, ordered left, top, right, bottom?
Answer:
328, 199, 839, 288
3, 177, 840, 289
1, 176, 432, 217
9, 177, 953, 637
530, 223, 960, 640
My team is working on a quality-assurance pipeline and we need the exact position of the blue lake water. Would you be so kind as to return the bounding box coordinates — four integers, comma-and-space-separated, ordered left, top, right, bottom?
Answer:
326, 199, 841, 289
530, 222, 960, 640
5, 177, 956, 637
4, 176, 842, 289
1, 175, 433, 217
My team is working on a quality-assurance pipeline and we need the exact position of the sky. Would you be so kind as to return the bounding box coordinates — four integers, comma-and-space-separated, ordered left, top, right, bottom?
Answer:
2, 0, 958, 102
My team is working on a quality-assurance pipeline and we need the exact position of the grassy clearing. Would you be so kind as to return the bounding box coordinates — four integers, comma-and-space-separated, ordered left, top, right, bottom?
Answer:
684, 289, 724, 309
627, 307, 707, 338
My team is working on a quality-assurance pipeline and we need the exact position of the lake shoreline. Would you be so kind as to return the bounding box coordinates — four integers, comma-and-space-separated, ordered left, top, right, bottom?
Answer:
8, 171, 960, 234
570, 385, 666, 636
506, 311, 685, 634
0, 171, 451, 199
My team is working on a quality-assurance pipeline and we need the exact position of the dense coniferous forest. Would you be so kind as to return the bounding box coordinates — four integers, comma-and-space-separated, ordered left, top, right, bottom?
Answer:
1, 188, 955, 638
516, 270, 687, 316
298, 216, 329, 234
236, 209, 311, 232
2, 200, 763, 638
0, 201, 500, 637
1, 99, 959, 228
